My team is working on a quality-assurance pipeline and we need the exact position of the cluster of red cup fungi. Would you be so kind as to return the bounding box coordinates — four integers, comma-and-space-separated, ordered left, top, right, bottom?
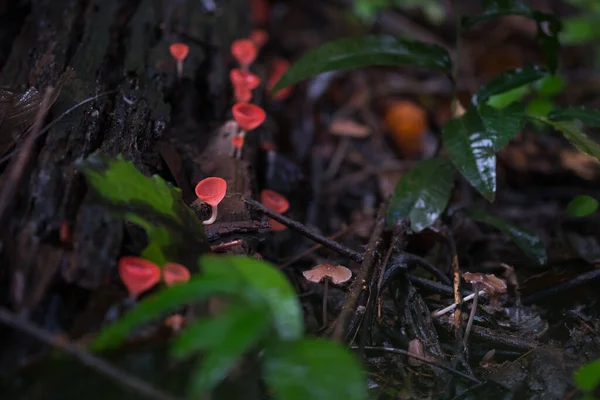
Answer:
117, 14, 296, 302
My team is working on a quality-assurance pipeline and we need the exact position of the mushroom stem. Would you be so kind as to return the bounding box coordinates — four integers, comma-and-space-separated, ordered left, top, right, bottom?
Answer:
463, 283, 479, 345
203, 205, 218, 225
235, 130, 247, 159
322, 279, 329, 327
176, 60, 183, 79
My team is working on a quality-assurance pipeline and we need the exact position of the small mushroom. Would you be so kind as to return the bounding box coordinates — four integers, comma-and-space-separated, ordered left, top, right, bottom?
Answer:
194, 177, 227, 225
169, 43, 189, 79
231, 39, 257, 69
303, 264, 352, 326
118, 256, 161, 298
260, 189, 289, 231
162, 263, 191, 286
232, 103, 266, 132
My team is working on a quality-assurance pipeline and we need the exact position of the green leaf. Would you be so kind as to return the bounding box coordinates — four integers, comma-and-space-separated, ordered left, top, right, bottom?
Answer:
567, 195, 599, 217
78, 154, 207, 266
271, 36, 451, 93
562, 17, 600, 45
479, 102, 526, 151
548, 107, 600, 127
468, 210, 547, 265
442, 108, 496, 201
535, 74, 564, 96
475, 66, 548, 105
199, 255, 304, 341
183, 305, 271, 397
574, 359, 600, 392
386, 158, 455, 232
487, 85, 530, 108
533, 12, 562, 74
527, 98, 555, 118
462, 0, 532, 28
542, 119, 600, 159
263, 338, 367, 400
91, 276, 241, 351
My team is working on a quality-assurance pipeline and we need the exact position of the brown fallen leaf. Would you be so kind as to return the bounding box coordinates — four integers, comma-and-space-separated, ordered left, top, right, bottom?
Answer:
329, 118, 371, 138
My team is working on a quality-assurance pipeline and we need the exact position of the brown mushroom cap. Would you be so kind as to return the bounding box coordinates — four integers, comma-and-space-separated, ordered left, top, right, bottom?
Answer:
462, 272, 507, 295
302, 264, 352, 285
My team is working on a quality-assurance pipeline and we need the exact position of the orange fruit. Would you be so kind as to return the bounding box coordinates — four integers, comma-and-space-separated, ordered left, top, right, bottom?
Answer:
384, 100, 428, 157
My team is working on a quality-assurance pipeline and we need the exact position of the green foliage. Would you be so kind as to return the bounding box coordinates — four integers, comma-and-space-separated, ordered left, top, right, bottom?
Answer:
263, 338, 367, 400
352, 0, 444, 25
575, 359, 600, 394
541, 119, 600, 159
567, 195, 599, 217
467, 210, 547, 265
77, 154, 206, 266
93, 252, 361, 400
386, 158, 455, 231
271, 36, 451, 93
548, 107, 600, 126
474, 66, 548, 105
442, 104, 525, 201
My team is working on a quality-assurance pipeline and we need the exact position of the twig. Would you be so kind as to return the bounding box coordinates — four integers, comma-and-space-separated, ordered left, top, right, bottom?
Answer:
431, 289, 486, 318
0, 88, 54, 226
279, 226, 349, 269
352, 346, 481, 384
332, 209, 386, 341
0, 90, 116, 164
522, 268, 600, 304
0, 307, 180, 400
463, 283, 479, 345
243, 196, 364, 263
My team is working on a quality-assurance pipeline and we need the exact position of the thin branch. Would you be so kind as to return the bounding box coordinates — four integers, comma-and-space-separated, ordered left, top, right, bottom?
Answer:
352, 345, 481, 384
0, 308, 181, 400
243, 196, 364, 262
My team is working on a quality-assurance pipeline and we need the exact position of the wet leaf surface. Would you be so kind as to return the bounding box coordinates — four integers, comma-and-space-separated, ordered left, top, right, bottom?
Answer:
386, 157, 455, 232
474, 66, 548, 105
263, 338, 367, 400
443, 107, 497, 201
548, 107, 600, 126
542, 119, 600, 160
468, 209, 547, 265
479, 102, 526, 151
272, 36, 451, 93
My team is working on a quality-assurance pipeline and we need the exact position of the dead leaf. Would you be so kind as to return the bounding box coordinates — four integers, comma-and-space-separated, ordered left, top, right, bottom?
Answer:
329, 118, 371, 138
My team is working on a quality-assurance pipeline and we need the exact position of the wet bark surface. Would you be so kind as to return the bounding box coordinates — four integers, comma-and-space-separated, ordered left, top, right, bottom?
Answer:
0, 0, 254, 390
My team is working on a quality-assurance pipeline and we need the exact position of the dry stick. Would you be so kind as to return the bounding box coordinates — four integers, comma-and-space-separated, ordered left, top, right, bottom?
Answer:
462, 283, 479, 345
0, 90, 116, 164
431, 289, 486, 318
332, 212, 386, 341
351, 346, 481, 384
279, 226, 349, 269
243, 196, 364, 263
0, 308, 180, 400
0, 88, 54, 226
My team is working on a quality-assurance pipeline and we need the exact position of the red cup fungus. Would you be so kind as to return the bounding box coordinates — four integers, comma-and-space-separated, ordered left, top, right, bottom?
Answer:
195, 177, 227, 225
268, 58, 293, 100
231, 39, 257, 69
232, 103, 266, 132
260, 189, 290, 231
250, 29, 269, 49
118, 256, 161, 298
162, 263, 191, 286
169, 43, 189, 79
234, 85, 252, 103
230, 68, 261, 91
231, 135, 244, 150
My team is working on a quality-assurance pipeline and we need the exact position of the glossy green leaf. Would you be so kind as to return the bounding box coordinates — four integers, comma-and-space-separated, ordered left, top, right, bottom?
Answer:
567, 195, 599, 217
542, 119, 600, 159
487, 85, 530, 108
184, 305, 271, 397
263, 338, 367, 400
462, 0, 532, 28
535, 74, 564, 96
442, 108, 496, 201
199, 255, 304, 341
527, 98, 554, 118
386, 158, 455, 232
574, 359, 600, 392
271, 36, 451, 93
479, 102, 526, 151
474, 66, 548, 105
548, 107, 600, 127
468, 210, 547, 265
91, 276, 241, 351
